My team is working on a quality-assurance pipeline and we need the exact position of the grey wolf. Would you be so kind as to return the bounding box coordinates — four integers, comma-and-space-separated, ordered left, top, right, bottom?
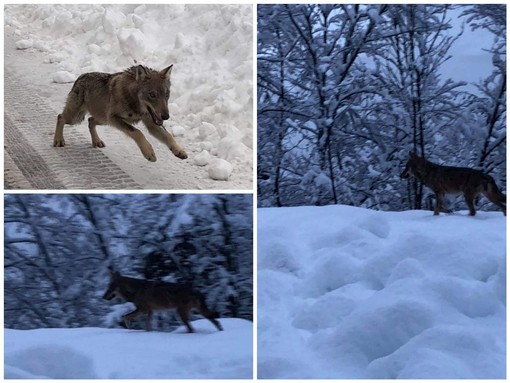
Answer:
53, 65, 187, 162
103, 271, 223, 332
401, 152, 506, 216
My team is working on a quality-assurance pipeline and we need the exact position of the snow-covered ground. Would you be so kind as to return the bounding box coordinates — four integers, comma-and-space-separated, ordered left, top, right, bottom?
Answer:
258, 205, 506, 379
4, 4, 252, 188
5, 318, 252, 379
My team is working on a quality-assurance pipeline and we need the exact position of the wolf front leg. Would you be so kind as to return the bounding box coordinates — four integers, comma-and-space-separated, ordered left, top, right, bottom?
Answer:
142, 116, 188, 159
109, 116, 157, 162
123, 308, 142, 329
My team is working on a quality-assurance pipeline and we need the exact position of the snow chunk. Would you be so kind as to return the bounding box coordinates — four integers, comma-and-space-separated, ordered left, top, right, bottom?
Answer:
217, 137, 251, 162
53, 71, 77, 83
15, 39, 33, 49
194, 150, 210, 166
208, 159, 233, 181
102, 8, 126, 34
199, 122, 217, 139
117, 28, 145, 60
171, 125, 186, 136
87, 44, 101, 55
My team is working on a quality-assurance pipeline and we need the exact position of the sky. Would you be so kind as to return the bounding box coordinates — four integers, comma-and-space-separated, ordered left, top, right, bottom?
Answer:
441, 7, 495, 92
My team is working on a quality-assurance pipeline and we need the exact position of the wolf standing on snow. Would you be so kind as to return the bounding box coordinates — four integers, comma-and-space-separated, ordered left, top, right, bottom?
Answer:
401, 152, 506, 216
53, 65, 187, 162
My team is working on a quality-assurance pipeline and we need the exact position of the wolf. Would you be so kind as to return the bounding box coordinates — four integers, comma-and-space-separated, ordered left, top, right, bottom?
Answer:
53, 65, 187, 162
102, 271, 223, 332
400, 152, 506, 216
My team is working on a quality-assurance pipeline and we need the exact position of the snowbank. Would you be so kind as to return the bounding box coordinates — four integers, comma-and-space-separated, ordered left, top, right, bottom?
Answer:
4, 5, 253, 182
258, 205, 506, 379
5, 319, 252, 379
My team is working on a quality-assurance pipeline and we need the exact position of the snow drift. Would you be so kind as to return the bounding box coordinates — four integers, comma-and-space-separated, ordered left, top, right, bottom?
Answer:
258, 205, 505, 379
5, 319, 252, 379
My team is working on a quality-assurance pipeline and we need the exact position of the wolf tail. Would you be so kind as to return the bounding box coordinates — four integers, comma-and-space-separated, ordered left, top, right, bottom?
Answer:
486, 178, 506, 202
483, 176, 506, 215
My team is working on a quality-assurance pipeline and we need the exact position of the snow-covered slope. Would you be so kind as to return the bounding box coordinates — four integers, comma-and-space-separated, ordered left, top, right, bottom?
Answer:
5, 319, 252, 379
258, 205, 505, 379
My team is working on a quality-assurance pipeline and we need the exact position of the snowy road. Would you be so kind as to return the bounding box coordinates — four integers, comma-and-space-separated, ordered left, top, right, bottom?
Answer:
4, 25, 253, 190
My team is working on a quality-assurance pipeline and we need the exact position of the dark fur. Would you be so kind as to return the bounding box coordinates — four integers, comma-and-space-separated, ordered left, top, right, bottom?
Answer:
401, 153, 506, 216
103, 271, 223, 332
54, 65, 187, 162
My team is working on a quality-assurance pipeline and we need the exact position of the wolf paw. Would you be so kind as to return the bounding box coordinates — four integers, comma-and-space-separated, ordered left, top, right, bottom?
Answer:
173, 148, 188, 160
92, 140, 106, 148
143, 149, 157, 162
53, 138, 66, 147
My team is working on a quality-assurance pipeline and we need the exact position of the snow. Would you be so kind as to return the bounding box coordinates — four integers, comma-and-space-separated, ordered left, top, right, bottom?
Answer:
53, 70, 77, 83
5, 319, 252, 379
194, 150, 211, 166
15, 39, 32, 49
4, 4, 252, 186
208, 159, 234, 181
258, 205, 505, 379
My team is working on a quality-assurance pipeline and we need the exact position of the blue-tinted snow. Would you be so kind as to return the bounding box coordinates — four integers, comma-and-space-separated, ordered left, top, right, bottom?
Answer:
258, 205, 505, 378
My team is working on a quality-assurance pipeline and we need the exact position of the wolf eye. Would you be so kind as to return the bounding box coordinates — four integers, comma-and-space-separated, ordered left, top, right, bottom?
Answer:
166, 91, 170, 98
149, 91, 156, 99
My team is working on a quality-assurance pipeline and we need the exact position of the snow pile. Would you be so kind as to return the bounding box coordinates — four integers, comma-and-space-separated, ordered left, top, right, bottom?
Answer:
5, 319, 252, 379
4, 4, 253, 181
258, 205, 505, 379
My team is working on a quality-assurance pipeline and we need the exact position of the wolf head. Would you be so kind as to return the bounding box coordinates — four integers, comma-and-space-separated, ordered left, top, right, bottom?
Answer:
400, 152, 425, 179
129, 65, 173, 126
102, 270, 125, 300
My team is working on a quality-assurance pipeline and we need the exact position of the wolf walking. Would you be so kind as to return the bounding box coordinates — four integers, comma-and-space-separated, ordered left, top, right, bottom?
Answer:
54, 65, 187, 162
401, 152, 506, 216
103, 271, 223, 333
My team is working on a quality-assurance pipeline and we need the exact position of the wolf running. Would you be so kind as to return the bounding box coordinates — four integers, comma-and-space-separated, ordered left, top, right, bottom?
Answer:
53, 65, 187, 162
103, 271, 223, 333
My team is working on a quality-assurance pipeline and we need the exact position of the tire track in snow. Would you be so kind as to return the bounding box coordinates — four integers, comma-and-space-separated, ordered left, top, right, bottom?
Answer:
4, 69, 141, 190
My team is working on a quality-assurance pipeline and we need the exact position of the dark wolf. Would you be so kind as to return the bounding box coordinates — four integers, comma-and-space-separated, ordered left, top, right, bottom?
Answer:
400, 152, 506, 216
102, 271, 223, 332
54, 65, 187, 162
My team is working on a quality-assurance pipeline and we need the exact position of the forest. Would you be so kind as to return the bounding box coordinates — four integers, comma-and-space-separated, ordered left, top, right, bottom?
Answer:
5, 194, 253, 330
258, 4, 506, 210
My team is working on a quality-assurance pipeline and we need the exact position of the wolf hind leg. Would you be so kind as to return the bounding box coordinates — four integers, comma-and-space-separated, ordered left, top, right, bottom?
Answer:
177, 306, 195, 333
54, 90, 87, 147
464, 192, 477, 216
483, 183, 506, 216
197, 296, 223, 331
88, 117, 105, 148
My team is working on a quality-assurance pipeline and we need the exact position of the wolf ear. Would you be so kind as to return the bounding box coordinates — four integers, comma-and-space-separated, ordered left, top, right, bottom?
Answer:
160, 64, 173, 80
135, 65, 150, 81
